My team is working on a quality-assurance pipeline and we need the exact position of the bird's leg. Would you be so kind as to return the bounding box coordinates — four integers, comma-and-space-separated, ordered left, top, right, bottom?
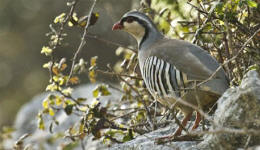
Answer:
155, 112, 192, 143
173, 112, 192, 136
191, 111, 201, 130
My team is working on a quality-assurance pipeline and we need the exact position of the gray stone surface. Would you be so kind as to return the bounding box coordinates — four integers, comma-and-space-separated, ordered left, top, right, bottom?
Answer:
198, 70, 260, 149
110, 125, 199, 150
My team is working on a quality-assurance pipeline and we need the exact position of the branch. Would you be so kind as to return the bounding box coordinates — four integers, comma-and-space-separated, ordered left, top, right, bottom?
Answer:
106, 65, 155, 131
197, 27, 260, 87
85, 34, 138, 53
96, 69, 142, 80
49, 0, 79, 82
66, 0, 97, 85
189, 1, 220, 43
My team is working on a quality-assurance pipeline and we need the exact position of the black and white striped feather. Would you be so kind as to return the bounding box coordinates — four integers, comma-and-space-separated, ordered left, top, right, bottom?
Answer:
142, 56, 188, 98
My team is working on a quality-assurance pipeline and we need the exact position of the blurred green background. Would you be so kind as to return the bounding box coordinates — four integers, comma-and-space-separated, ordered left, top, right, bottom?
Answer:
0, 0, 134, 128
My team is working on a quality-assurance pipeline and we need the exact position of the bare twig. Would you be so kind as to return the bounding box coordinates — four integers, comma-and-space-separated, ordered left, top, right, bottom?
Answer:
96, 69, 142, 80
197, 27, 260, 87
244, 135, 252, 149
110, 109, 143, 121
225, 19, 243, 80
223, 32, 233, 79
49, 0, 79, 82
187, 2, 209, 17
106, 65, 155, 131
85, 34, 138, 53
67, 0, 97, 85
104, 135, 123, 143
189, 1, 220, 43
184, 31, 224, 35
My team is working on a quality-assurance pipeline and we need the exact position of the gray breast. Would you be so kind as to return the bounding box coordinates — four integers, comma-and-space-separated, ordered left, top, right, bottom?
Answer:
142, 56, 188, 98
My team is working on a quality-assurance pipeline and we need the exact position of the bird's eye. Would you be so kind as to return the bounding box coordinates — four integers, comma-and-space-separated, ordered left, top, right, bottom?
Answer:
126, 17, 134, 23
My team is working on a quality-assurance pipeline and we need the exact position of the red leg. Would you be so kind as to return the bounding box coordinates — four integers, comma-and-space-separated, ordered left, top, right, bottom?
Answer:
155, 112, 193, 143
174, 112, 192, 136
191, 111, 201, 130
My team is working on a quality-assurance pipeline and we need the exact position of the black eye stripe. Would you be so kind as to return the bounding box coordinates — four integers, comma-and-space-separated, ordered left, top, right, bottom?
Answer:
121, 16, 148, 29
126, 17, 134, 23
121, 16, 136, 24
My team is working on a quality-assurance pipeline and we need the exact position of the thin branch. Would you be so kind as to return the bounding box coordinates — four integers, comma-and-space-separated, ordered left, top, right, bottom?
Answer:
96, 69, 142, 80
184, 31, 224, 35
110, 109, 143, 121
85, 34, 138, 53
49, 0, 79, 82
223, 32, 233, 79
106, 65, 155, 131
244, 135, 252, 149
225, 19, 243, 79
197, 27, 260, 87
104, 135, 123, 144
189, 1, 220, 43
67, 0, 97, 85
187, 2, 209, 17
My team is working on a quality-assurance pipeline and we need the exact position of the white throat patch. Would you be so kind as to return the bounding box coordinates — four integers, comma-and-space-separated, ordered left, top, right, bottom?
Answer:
123, 21, 145, 45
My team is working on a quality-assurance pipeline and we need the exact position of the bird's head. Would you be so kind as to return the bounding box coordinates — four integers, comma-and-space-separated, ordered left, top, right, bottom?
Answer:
112, 11, 161, 46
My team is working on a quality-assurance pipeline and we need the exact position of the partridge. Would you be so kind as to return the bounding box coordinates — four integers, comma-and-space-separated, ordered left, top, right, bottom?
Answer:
112, 11, 229, 137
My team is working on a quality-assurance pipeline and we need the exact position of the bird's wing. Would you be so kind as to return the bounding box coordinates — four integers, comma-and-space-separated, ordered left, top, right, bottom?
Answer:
147, 38, 226, 81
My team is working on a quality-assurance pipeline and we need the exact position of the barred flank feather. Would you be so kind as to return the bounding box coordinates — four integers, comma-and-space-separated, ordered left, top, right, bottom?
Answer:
142, 56, 187, 98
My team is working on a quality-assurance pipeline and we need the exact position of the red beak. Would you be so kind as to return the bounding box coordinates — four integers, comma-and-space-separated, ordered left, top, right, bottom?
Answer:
112, 21, 123, 30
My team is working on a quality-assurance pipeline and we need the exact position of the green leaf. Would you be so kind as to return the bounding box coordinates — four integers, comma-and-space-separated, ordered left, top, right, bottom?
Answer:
49, 108, 55, 116
92, 84, 111, 98
37, 113, 45, 130
62, 142, 79, 150
2, 126, 15, 134
248, 64, 259, 71
62, 87, 73, 96
159, 19, 170, 33
42, 61, 52, 69
93, 88, 99, 98
42, 98, 49, 109
90, 56, 98, 67
55, 96, 63, 106
91, 99, 100, 108
54, 13, 66, 24
65, 104, 74, 115
77, 97, 87, 103
41, 46, 53, 56
123, 129, 133, 142
247, 0, 258, 7
122, 135, 131, 142
89, 70, 97, 83
215, 2, 224, 14
100, 85, 111, 96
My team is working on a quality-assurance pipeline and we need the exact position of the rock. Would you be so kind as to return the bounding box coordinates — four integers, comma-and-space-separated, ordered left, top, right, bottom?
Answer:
198, 70, 260, 149
14, 92, 49, 138
109, 125, 199, 150
246, 145, 260, 150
